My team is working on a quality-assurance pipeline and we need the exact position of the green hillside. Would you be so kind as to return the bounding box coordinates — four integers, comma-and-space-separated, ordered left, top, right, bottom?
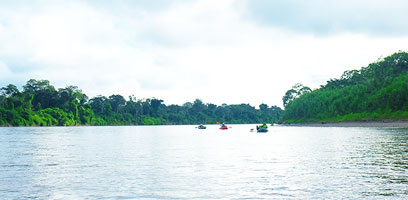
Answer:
281, 51, 408, 123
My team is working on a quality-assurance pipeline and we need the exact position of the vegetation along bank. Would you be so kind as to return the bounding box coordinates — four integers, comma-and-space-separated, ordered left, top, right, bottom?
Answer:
281, 51, 408, 124
0, 79, 282, 126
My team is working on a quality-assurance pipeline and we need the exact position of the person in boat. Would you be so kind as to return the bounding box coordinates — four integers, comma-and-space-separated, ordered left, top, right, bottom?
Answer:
257, 124, 267, 130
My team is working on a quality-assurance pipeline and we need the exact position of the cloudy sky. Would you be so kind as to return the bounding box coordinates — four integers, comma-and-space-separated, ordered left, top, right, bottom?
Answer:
1, 0, 408, 107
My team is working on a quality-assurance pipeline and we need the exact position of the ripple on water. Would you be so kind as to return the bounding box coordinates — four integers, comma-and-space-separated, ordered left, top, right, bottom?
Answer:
0, 126, 408, 199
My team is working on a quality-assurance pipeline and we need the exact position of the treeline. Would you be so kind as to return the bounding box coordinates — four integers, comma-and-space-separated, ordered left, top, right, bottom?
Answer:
281, 51, 408, 123
0, 79, 282, 126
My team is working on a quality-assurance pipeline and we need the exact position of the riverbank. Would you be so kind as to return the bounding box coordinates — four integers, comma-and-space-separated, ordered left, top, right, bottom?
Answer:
282, 120, 408, 128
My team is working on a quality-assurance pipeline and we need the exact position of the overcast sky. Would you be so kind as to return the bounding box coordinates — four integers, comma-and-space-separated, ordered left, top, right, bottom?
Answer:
1, 0, 408, 108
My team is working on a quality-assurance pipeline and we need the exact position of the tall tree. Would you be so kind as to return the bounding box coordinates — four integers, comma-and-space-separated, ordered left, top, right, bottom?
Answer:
282, 83, 312, 107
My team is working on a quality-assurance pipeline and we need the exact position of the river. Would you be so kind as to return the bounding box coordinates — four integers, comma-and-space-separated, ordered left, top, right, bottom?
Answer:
0, 125, 407, 199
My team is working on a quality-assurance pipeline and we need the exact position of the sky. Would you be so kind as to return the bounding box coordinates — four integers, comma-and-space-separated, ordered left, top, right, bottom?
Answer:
1, 0, 408, 108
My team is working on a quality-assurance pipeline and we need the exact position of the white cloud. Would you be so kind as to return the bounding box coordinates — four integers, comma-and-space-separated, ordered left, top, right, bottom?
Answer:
0, 0, 407, 107
245, 0, 408, 36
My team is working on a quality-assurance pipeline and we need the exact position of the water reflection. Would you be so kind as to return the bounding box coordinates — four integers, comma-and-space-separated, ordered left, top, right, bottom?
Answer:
341, 128, 408, 197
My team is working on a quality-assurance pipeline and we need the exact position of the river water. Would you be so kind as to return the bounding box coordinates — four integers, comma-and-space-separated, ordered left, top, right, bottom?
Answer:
0, 125, 407, 199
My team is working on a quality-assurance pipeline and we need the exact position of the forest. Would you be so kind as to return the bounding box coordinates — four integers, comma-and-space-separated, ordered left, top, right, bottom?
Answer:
281, 51, 408, 123
0, 79, 282, 126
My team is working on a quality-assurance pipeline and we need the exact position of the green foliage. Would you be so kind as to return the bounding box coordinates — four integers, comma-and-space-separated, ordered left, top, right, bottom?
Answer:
0, 80, 283, 126
282, 83, 312, 107
281, 51, 408, 123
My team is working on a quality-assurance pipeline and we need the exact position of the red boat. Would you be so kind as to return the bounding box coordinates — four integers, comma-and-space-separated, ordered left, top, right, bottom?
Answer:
219, 126, 228, 130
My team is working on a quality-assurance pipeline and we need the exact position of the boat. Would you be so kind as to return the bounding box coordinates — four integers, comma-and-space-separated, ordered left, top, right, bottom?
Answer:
197, 124, 207, 129
257, 127, 268, 132
219, 123, 228, 130
256, 124, 268, 132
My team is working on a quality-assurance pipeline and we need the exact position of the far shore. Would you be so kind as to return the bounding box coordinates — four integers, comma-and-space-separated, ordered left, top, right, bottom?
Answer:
281, 120, 408, 128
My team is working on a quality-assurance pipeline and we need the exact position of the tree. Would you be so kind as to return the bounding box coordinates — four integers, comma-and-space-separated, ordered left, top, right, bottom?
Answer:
150, 98, 164, 114
22, 79, 58, 110
23, 79, 55, 94
259, 103, 268, 111
108, 95, 126, 113
124, 95, 142, 117
58, 86, 88, 105
282, 83, 312, 107
192, 99, 206, 113
89, 95, 108, 114
1, 84, 20, 97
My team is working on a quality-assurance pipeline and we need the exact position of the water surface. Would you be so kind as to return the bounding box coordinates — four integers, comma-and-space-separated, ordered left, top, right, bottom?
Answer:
0, 125, 407, 199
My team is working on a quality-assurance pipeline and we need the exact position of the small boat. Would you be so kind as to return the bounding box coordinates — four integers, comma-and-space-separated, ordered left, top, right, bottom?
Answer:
219, 123, 228, 130
256, 124, 268, 132
197, 124, 207, 129
257, 127, 268, 132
